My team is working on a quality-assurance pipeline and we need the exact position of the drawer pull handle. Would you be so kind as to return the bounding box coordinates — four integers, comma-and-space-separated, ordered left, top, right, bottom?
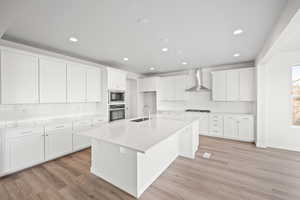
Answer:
21, 131, 32, 134
55, 125, 65, 129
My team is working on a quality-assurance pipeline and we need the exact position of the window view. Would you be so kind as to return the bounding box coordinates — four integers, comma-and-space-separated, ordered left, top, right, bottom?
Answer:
292, 66, 300, 126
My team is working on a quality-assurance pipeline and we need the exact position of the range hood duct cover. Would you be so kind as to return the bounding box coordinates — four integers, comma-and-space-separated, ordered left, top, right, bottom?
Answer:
186, 68, 210, 92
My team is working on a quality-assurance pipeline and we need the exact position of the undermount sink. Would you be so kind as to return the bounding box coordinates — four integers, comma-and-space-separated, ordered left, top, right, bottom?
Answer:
130, 117, 149, 122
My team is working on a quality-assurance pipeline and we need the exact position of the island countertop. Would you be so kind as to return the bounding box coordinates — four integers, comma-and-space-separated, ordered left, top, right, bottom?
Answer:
79, 116, 199, 153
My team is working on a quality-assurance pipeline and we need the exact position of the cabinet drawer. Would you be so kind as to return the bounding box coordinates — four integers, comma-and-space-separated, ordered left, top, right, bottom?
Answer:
209, 129, 223, 136
45, 123, 72, 132
5, 127, 44, 138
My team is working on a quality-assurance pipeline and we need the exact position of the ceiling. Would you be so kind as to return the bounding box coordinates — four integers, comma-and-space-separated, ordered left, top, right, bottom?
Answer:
0, 0, 287, 74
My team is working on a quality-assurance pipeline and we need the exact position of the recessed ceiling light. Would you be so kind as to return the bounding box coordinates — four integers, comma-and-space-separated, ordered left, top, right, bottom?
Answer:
162, 48, 168, 52
149, 67, 155, 71
182, 62, 188, 65
233, 53, 240, 57
69, 37, 78, 42
233, 29, 244, 35
137, 17, 150, 24
123, 57, 129, 61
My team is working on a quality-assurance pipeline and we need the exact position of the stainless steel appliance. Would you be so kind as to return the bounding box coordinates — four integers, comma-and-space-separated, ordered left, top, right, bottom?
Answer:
109, 104, 125, 122
109, 91, 125, 104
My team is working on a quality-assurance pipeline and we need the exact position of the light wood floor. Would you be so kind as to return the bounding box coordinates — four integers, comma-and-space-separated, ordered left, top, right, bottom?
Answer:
1, 136, 300, 200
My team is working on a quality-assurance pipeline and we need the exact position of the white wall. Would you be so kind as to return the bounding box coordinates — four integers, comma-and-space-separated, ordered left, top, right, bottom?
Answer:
259, 50, 300, 151
157, 62, 255, 114
257, 1, 300, 64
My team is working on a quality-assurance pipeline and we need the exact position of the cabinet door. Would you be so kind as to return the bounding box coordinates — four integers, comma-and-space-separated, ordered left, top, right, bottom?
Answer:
67, 63, 86, 102
238, 116, 254, 141
212, 71, 226, 101
226, 70, 239, 101
86, 67, 101, 102
239, 68, 254, 101
175, 75, 187, 101
159, 77, 174, 101
107, 68, 126, 91
5, 133, 44, 172
45, 129, 73, 161
1, 50, 39, 104
73, 134, 91, 151
39, 58, 67, 103
224, 115, 238, 138
117, 71, 127, 91
139, 77, 158, 92
73, 121, 92, 151
199, 114, 209, 135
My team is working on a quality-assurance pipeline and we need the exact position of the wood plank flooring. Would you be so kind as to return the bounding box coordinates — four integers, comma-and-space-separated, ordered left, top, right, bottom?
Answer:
1, 136, 300, 200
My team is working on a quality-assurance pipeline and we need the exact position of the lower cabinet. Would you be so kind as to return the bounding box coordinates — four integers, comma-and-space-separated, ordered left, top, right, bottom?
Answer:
45, 124, 73, 161
199, 113, 254, 142
73, 120, 93, 151
223, 115, 254, 142
209, 114, 223, 137
3, 127, 45, 173
0, 118, 106, 177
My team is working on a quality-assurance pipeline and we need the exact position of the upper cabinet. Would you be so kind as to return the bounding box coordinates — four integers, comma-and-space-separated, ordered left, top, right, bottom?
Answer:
139, 77, 159, 92
86, 67, 101, 102
158, 75, 187, 101
239, 68, 254, 101
107, 68, 127, 91
1, 49, 39, 104
0, 47, 102, 104
212, 71, 226, 101
212, 68, 254, 102
39, 58, 67, 103
67, 63, 87, 103
67, 63, 102, 103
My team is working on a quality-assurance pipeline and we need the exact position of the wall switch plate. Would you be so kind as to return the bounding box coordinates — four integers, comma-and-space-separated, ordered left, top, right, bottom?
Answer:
202, 152, 211, 159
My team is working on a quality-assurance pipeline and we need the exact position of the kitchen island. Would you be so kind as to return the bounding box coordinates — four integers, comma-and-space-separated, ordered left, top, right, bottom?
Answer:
80, 116, 199, 198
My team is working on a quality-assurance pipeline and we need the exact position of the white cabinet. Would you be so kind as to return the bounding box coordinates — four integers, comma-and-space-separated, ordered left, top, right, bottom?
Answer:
86, 67, 101, 102
198, 114, 209, 135
67, 63, 87, 102
107, 68, 127, 91
158, 75, 186, 101
3, 127, 44, 173
139, 77, 159, 92
39, 58, 67, 103
224, 115, 238, 138
239, 68, 254, 101
209, 114, 223, 136
237, 116, 254, 141
212, 68, 255, 102
44, 123, 73, 161
175, 75, 187, 101
223, 115, 254, 142
73, 120, 92, 151
226, 70, 239, 101
1, 49, 39, 104
212, 71, 226, 101
159, 76, 174, 101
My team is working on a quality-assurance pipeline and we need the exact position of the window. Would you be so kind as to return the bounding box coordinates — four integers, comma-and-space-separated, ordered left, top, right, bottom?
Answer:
292, 66, 300, 126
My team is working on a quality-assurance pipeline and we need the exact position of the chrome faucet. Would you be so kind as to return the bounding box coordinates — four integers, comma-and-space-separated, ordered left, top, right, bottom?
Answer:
143, 105, 151, 119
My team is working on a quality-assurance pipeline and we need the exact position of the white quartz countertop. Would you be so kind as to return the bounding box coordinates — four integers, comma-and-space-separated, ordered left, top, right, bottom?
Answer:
79, 116, 199, 153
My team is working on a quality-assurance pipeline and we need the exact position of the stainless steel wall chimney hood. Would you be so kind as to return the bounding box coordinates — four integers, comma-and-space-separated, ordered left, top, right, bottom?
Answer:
185, 68, 210, 92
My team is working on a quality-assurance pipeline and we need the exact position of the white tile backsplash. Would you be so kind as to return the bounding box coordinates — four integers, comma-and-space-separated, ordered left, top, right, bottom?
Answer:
0, 103, 106, 122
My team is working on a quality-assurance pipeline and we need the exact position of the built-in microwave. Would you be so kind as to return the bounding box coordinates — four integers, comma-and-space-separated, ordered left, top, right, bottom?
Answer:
109, 91, 125, 103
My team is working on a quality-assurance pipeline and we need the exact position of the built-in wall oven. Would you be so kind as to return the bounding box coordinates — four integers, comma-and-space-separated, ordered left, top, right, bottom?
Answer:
109, 91, 125, 104
109, 104, 125, 122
